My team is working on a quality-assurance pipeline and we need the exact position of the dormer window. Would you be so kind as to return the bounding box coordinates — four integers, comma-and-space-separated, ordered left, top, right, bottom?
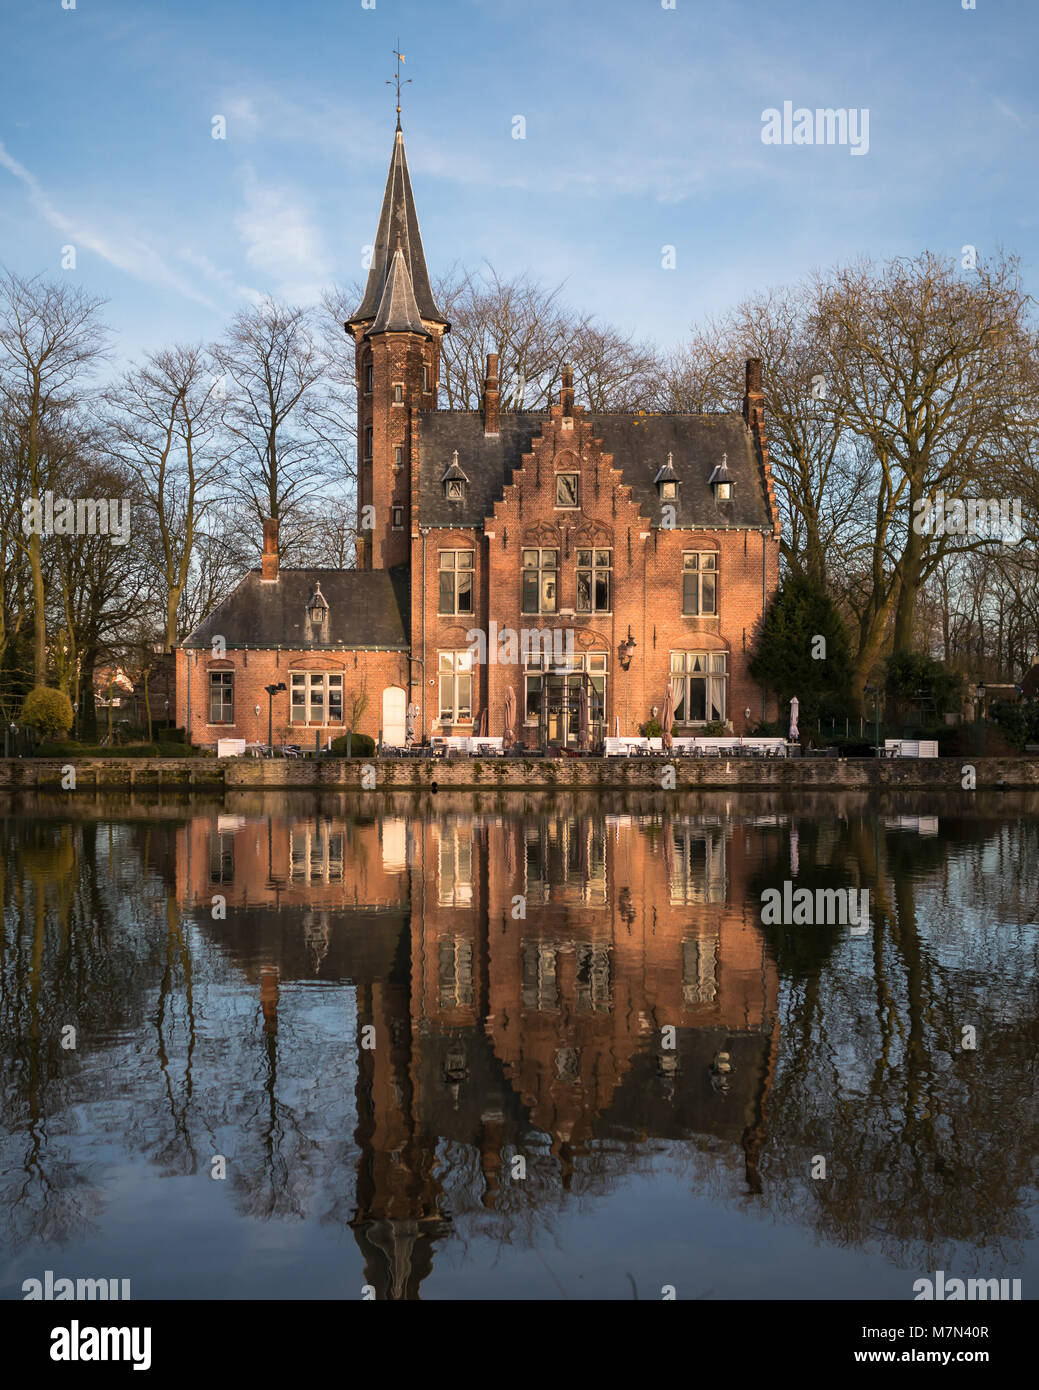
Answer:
306, 581, 329, 637
654, 452, 679, 501
441, 450, 469, 501
708, 454, 733, 501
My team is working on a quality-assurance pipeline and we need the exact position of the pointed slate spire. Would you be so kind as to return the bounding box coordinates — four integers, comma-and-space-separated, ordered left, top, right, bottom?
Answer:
367, 246, 428, 337
348, 125, 447, 329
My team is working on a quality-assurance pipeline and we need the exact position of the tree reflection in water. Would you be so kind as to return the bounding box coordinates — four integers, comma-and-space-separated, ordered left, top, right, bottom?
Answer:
0, 793, 1036, 1298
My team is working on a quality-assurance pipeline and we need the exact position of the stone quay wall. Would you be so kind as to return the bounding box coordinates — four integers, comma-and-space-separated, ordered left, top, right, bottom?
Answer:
2, 756, 1038, 792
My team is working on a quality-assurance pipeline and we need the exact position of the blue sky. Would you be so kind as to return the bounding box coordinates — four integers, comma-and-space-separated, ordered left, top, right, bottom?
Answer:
1, 0, 1036, 366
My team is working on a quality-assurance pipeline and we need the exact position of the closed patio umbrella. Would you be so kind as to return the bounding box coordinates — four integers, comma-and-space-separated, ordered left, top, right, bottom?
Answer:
503, 686, 516, 750
789, 695, 800, 742
661, 683, 675, 752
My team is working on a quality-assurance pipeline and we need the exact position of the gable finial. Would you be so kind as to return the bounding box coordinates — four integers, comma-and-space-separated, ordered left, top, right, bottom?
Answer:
387, 40, 411, 129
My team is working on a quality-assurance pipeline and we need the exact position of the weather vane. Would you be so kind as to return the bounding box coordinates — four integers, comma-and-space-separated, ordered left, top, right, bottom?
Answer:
387, 41, 410, 127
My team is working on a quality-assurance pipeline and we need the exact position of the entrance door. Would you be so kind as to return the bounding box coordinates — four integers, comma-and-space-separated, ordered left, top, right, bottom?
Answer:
382, 686, 407, 746
540, 674, 582, 749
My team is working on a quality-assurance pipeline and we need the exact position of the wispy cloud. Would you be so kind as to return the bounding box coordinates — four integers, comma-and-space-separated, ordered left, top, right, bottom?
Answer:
176, 247, 264, 306
233, 164, 332, 302
0, 140, 216, 306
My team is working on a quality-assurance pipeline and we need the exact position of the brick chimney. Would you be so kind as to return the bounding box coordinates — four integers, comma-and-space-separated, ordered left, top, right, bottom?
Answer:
261, 516, 279, 581
560, 363, 575, 415
482, 352, 500, 435
743, 357, 764, 426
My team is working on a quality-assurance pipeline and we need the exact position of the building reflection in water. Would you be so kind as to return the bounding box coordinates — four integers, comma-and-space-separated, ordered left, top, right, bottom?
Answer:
173, 804, 781, 1298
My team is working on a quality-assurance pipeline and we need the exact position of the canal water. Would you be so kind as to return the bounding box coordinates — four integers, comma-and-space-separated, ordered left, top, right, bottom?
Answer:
1, 791, 1037, 1301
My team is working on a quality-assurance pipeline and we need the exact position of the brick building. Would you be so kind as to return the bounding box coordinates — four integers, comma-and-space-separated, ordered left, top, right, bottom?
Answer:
177, 117, 780, 750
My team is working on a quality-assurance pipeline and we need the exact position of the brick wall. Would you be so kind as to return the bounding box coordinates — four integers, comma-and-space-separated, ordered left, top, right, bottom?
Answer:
350, 323, 442, 571
411, 398, 780, 748
175, 646, 409, 749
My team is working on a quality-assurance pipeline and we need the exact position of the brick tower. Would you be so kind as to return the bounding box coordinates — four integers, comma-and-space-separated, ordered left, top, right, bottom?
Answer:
345, 118, 449, 570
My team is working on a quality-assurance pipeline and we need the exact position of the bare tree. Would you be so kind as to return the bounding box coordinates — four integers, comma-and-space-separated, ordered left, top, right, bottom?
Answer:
0, 272, 109, 685
106, 344, 232, 650
814, 250, 1036, 666
433, 263, 658, 412
212, 298, 327, 553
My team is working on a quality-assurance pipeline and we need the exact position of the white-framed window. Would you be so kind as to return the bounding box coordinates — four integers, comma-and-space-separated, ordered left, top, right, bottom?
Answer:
393, 383, 403, 403
209, 670, 233, 724
290, 672, 344, 724
438, 828, 473, 906
209, 830, 234, 883
670, 651, 726, 723
522, 548, 557, 614
683, 551, 718, 616
682, 935, 719, 999
523, 817, 607, 906
290, 825, 345, 882
555, 472, 579, 508
438, 549, 474, 614
521, 942, 558, 1011
673, 828, 726, 906
438, 937, 474, 1006
576, 548, 611, 613
438, 651, 473, 722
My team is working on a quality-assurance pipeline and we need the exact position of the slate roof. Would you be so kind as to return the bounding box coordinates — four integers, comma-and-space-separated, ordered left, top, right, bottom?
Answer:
347, 126, 446, 328
414, 411, 773, 530
182, 567, 410, 649
367, 247, 429, 338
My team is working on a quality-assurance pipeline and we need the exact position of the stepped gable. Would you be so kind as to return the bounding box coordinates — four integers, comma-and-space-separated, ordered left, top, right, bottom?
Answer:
413, 407, 775, 531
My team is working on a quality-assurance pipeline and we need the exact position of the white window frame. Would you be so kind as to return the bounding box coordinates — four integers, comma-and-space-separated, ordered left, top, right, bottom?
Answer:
683, 551, 719, 616
289, 672, 344, 725
670, 651, 726, 724
438, 650, 473, 723
209, 670, 234, 724
576, 548, 612, 613
438, 549, 475, 615
522, 547, 558, 614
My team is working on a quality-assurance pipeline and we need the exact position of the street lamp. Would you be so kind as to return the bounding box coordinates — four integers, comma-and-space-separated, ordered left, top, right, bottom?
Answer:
264, 682, 286, 748
864, 684, 881, 752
